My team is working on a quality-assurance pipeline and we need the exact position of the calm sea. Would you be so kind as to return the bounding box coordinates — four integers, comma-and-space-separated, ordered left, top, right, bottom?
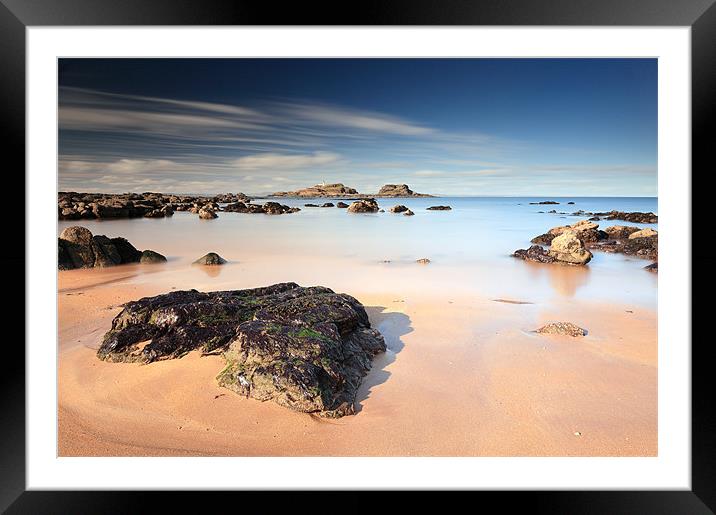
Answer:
58, 196, 658, 308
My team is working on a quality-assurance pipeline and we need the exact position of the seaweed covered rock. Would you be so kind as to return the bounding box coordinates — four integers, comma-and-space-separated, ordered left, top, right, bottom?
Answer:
58, 226, 160, 270
97, 283, 386, 417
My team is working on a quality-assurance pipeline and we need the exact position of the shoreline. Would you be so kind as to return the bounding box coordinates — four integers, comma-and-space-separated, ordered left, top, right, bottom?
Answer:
58, 265, 657, 457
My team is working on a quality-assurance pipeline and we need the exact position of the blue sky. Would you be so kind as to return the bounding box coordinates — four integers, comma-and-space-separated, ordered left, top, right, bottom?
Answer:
58, 58, 657, 196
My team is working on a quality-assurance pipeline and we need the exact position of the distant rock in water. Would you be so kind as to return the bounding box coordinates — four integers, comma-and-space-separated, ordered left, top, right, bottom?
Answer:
426, 205, 452, 211
304, 203, 320, 208
272, 183, 359, 198
513, 245, 557, 264
58, 226, 163, 270
376, 184, 431, 197
567, 201, 575, 205
529, 200, 559, 205
347, 199, 379, 213
644, 262, 658, 273
389, 205, 409, 213
193, 252, 226, 265
416, 258, 431, 264
404, 209, 415, 216
336, 202, 349, 208
96, 283, 386, 418
321, 202, 335, 208
198, 207, 218, 219
590, 211, 658, 224
271, 182, 432, 198
536, 322, 586, 337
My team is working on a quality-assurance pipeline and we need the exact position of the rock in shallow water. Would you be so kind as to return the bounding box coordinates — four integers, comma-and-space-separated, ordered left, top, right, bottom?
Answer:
193, 252, 226, 265
58, 226, 162, 270
97, 283, 386, 417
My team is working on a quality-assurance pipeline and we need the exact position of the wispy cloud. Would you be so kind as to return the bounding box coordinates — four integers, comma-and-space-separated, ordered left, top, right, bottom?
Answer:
232, 151, 342, 170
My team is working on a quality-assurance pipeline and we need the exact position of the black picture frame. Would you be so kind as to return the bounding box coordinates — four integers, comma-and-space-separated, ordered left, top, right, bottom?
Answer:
2, 0, 712, 512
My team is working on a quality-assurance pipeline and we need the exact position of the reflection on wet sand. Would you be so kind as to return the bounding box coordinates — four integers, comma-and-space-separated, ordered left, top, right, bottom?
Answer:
523, 261, 591, 297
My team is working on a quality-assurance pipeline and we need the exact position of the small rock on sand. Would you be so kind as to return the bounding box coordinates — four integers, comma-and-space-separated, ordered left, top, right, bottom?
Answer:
536, 322, 586, 337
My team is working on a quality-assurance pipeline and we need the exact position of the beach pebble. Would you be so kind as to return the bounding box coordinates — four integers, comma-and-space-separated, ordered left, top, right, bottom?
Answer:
536, 322, 586, 337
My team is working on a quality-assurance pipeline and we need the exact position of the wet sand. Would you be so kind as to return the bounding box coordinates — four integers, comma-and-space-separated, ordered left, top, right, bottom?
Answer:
58, 263, 657, 457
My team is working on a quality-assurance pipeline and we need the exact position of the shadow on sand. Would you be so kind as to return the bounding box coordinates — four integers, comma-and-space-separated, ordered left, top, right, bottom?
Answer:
354, 306, 413, 413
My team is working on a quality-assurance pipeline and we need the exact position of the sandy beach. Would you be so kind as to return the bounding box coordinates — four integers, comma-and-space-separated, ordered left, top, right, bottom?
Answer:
58, 261, 657, 457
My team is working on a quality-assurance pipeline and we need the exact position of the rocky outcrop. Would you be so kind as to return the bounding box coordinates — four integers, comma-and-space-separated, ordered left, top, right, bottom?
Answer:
336, 202, 349, 208
529, 200, 559, 205
58, 191, 252, 220
272, 183, 359, 197
426, 205, 452, 211
547, 232, 593, 264
347, 199, 379, 213
58, 226, 162, 270
536, 322, 586, 337
376, 184, 431, 197
592, 211, 658, 224
531, 219, 607, 246
223, 201, 299, 214
96, 283, 386, 418
271, 183, 433, 198
193, 252, 226, 265
389, 205, 409, 213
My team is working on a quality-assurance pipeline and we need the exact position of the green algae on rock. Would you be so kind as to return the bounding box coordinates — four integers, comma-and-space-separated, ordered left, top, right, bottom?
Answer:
97, 283, 386, 417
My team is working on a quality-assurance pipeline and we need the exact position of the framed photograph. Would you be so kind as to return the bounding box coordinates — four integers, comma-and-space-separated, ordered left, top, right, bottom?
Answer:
4, 0, 713, 511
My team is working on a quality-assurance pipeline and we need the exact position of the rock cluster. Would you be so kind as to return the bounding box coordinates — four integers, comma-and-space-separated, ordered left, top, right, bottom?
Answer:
96, 283, 386, 418
514, 218, 658, 269
58, 226, 165, 270
426, 205, 452, 211
58, 191, 250, 220
271, 183, 433, 198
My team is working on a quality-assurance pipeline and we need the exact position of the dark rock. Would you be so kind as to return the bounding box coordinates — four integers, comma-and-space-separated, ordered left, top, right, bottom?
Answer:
57, 226, 146, 270
304, 203, 320, 208
336, 202, 349, 208
321, 202, 335, 208
416, 258, 431, 264
193, 252, 226, 265
567, 202, 575, 205
96, 283, 386, 418
389, 205, 408, 213
426, 205, 452, 211
140, 250, 167, 264
592, 211, 658, 224
404, 209, 415, 216
513, 245, 557, 264
644, 262, 658, 273
529, 201, 559, 205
